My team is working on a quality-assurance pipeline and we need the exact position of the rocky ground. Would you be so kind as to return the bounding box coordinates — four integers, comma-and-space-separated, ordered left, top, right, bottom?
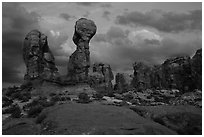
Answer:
2, 84, 202, 135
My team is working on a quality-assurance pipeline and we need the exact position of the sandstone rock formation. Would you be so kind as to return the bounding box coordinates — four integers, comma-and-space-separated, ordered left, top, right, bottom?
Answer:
131, 62, 152, 91
23, 30, 59, 82
161, 56, 192, 91
131, 49, 201, 92
67, 18, 97, 83
89, 63, 114, 91
114, 73, 133, 93
191, 49, 202, 90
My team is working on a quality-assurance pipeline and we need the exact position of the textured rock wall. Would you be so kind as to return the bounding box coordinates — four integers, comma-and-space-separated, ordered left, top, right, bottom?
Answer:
131, 49, 202, 92
114, 73, 133, 93
89, 63, 114, 91
23, 30, 59, 82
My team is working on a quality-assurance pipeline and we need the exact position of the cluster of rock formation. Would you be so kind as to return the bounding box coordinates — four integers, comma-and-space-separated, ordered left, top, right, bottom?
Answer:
67, 18, 97, 83
121, 49, 202, 93
22, 18, 201, 95
23, 30, 59, 82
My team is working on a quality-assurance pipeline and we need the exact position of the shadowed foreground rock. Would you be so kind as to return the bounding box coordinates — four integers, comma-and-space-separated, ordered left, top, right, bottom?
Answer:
23, 30, 59, 82
130, 105, 202, 135
36, 103, 176, 135
67, 18, 97, 83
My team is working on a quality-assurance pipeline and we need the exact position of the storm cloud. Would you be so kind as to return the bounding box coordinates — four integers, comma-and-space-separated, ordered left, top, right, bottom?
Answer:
91, 26, 201, 73
116, 9, 202, 32
2, 3, 40, 85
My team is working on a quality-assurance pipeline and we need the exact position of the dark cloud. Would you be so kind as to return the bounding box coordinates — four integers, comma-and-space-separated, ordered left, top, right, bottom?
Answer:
83, 11, 90, 18
102, 11, 111, 20
76, 2, 97, 6
2, 3, 40, 86
100, 3, 112, 8
144, 39, 161, 45
91, 26, 201, 73
59, 13, 72, 21
116, 9, 202, 32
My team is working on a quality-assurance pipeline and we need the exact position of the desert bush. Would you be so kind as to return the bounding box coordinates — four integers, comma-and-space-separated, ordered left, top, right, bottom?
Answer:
3, 104, 21, 118
93, 92, 104, 100
36, 113, 47, 124
2, 96, 13, 107
78, 92, 90, 103
49, 92, 57, 97
27, 105, 43, 118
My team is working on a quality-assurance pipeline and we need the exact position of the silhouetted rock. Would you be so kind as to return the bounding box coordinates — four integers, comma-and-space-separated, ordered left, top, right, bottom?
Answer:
191, 49, 202, 90
114, 73, 133, 93
23, 30, 59, 82
67, 18, 97, 83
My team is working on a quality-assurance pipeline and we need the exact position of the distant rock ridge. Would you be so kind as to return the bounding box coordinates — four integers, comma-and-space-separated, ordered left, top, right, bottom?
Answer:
129, 49, 202, 92
23, 30, 59, 83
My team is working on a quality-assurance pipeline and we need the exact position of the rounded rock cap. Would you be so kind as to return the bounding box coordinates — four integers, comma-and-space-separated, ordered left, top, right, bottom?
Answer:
74, 18, 97, 41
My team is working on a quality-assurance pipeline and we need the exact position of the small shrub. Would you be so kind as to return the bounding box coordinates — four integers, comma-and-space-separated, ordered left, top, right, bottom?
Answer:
2, 96, 13, 107
49, 92, 57, 97
36, 113, 47, 124
93, 92, 104, 100
78, 92, 90, 103
27, 105, 43, 118
3, 104, 22, 118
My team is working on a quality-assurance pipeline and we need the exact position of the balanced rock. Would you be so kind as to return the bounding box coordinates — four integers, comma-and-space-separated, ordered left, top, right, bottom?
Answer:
67, 18, 97, 83
23, 30, 59, 82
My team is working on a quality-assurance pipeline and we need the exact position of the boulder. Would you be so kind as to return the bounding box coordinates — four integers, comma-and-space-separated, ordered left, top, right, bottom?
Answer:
67, 18, 97, 83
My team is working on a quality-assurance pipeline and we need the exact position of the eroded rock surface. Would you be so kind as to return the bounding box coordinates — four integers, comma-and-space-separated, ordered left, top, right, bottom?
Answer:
23, 30, 59, 82
67, 18, 97, 83
89, 63, 114, 92
114, 73, 133, 93
191, 49, 202, 90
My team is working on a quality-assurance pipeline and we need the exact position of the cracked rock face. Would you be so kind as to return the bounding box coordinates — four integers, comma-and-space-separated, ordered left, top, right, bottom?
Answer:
67, 18, 97, 83
89, 63, 114, 90
23, 30, 59, 82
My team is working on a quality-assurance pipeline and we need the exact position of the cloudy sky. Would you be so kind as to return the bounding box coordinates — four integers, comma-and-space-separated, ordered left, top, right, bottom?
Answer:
2, 2, 202, 87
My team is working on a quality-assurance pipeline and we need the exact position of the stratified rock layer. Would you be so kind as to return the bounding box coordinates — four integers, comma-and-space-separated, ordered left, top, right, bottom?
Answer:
23, 30, 59, 82
67, 18, 97, 83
